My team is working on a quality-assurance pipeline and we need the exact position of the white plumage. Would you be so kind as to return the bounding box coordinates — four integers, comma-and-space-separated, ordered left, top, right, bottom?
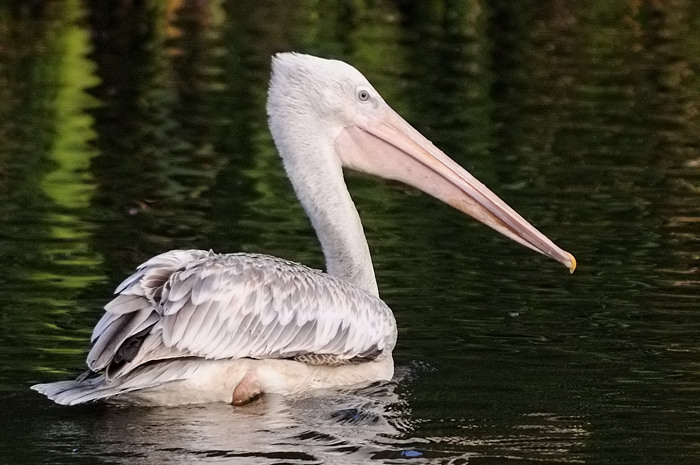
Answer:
32, 53, 574, 406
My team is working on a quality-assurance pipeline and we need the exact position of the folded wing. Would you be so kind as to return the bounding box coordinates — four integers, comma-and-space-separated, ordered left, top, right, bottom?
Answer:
87, 250, 397, 381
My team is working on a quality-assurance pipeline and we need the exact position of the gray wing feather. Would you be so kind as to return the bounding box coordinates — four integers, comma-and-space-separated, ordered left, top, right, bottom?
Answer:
89, 307, 154, 370
87, 250, 396, 379
104, 294, 145, 315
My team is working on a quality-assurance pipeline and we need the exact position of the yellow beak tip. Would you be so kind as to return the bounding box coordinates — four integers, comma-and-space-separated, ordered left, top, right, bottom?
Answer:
568, 253, 577, 274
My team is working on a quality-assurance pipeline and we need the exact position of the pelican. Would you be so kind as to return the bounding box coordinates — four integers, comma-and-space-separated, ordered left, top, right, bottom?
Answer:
32, 53, 576, 406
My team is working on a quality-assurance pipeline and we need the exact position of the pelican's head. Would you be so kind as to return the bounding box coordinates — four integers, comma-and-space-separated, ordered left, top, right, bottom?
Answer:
268, 53, 382, 146
267, 53, 576, 272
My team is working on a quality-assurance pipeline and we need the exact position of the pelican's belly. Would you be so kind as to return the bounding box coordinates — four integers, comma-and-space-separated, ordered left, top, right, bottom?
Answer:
254, 354, 395, 394
109, 355, 395, 406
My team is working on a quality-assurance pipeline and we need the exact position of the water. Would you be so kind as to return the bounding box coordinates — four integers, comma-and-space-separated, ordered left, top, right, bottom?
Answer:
1, 1, 699, 463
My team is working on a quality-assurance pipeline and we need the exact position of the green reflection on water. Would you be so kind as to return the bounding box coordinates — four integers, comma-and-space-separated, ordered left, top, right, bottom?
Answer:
39, 0, 102, 288
0, 1, 106, 383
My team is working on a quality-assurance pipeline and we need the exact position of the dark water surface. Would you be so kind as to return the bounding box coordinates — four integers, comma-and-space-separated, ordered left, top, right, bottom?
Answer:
1, 1, 699, 464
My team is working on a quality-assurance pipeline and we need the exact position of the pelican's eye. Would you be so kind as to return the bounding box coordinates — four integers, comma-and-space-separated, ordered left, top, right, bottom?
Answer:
357, 88, 371, 102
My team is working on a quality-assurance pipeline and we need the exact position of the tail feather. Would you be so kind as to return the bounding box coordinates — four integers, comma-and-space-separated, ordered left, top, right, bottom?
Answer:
32, 377, 119, 405
31, 374, 144, 405
31, 359, 206, 405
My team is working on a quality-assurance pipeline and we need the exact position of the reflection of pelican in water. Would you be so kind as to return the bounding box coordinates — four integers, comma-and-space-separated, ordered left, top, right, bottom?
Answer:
32, 53, 575, 406
35, 374, 589, 464
38, 379, 413, 464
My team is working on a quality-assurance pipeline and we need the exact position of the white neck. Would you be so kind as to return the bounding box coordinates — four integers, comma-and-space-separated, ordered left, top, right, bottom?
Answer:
280, 140, 379, 297
267, 53, 379, 296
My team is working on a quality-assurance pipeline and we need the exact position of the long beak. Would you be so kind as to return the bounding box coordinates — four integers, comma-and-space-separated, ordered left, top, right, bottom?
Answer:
336, 104, 576, 272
